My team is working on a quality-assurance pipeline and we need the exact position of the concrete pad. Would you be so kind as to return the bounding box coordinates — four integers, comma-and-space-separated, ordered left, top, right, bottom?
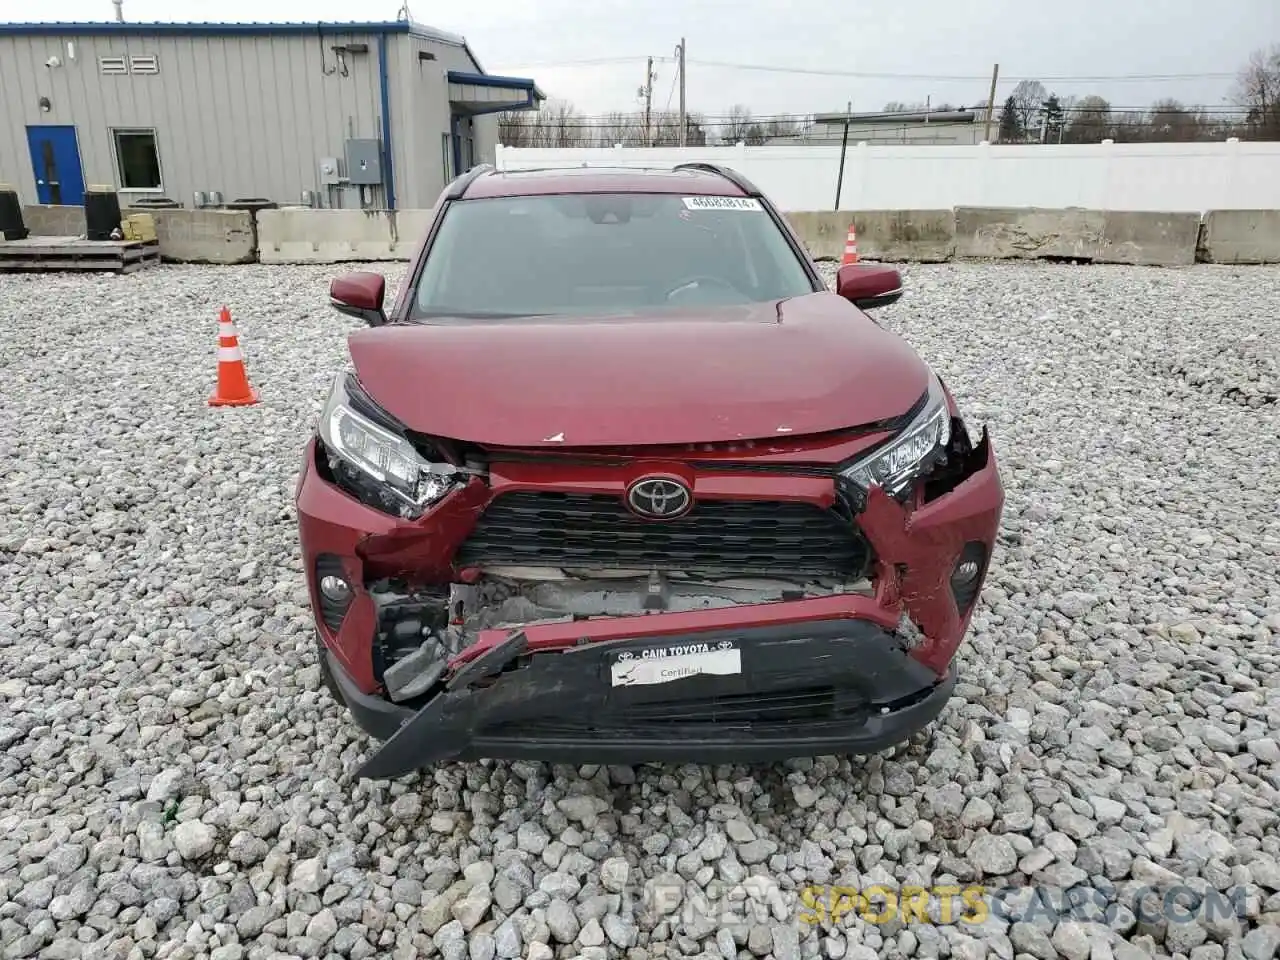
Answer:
786, 210, 955, 262
1199, 210, 1280, 264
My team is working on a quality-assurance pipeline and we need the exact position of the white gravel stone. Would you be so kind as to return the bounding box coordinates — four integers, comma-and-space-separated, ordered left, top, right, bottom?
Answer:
600, 856, 629, 892
0, 260, 1278, 960
172, 820, 217, 861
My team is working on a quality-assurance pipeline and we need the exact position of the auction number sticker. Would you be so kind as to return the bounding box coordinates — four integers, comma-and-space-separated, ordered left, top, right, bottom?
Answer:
681, 196, 763, 211
609, 640, 742, 687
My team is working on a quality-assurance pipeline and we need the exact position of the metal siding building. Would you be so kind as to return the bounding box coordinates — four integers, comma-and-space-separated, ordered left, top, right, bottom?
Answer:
0, 20, 543, 211
770, 110, 991, 146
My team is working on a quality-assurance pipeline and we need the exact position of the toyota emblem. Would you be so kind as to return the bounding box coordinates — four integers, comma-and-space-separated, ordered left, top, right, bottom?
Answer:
626, 477, 693, 520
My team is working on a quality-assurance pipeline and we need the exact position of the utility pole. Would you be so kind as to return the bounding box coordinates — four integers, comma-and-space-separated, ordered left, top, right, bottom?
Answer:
642, 56, 655, 146
983, 63, 999, 142
834, 99, 852, 210
677, 38, 687, 146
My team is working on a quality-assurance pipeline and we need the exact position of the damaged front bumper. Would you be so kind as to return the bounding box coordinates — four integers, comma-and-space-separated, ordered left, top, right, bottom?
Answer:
295, 423, 1004, 780
332, 618, 957, 779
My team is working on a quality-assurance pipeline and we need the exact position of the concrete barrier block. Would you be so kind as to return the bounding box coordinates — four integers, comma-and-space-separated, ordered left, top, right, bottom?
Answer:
392, 209, 434, 260
257, 209, 399, 263
954, 207, 1200, 267
22, 204, 86, 237
122, 208, 255, 264
1199, 210, 1280, 264
1098, 211, 1200, 267
786, 210, 955, 262
954, 207, 1107, 261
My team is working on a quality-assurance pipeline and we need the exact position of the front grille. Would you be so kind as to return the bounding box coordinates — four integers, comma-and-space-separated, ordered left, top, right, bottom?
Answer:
455, 492, 870, 578
482, 685, 870, 738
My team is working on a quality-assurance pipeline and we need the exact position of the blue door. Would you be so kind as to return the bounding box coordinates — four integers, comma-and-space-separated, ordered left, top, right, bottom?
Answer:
26, 125, 85, 206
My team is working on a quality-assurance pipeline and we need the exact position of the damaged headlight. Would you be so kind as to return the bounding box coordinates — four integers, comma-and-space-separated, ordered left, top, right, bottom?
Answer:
318, 372, 459, 518
840, 372, 951, 499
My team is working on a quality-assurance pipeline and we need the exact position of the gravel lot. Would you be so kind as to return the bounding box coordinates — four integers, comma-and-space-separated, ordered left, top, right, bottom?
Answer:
2, 259, 1278, 960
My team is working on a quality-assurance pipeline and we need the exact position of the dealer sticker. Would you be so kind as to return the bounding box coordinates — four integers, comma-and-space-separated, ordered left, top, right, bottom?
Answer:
681, 196, 763, 212
609, 640, 742, 687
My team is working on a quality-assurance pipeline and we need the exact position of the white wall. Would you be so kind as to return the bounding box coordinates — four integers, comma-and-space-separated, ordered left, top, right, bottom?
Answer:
494, 140, 1280, 213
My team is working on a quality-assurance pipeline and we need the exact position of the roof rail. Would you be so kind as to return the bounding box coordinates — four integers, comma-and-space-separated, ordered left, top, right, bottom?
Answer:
445, 163, 495, 200
671, 161, 760, 196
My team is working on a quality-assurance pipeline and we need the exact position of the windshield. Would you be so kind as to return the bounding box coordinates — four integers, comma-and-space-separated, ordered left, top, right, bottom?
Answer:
410, 192, 819, 319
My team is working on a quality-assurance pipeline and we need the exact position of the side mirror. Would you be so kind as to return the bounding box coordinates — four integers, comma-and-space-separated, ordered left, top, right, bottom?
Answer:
330, 272, 387, 326
835, 263, 904, 311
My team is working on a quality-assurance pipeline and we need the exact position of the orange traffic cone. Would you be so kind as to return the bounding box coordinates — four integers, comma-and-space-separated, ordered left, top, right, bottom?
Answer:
841, 223, 859, 265
208, 306, 259, 406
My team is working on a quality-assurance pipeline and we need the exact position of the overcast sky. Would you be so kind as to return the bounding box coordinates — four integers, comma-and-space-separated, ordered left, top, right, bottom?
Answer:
13, 0, 1278, 119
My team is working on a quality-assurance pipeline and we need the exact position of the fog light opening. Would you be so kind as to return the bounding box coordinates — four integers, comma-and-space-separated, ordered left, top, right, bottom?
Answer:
315, 554, 355, 633
320, 575, 352, 604
950, 542, 987, 614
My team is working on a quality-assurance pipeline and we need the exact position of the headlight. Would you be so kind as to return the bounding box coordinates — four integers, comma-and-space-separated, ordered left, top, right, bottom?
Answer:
840, 372, 951, 499
318, 372, 459, 518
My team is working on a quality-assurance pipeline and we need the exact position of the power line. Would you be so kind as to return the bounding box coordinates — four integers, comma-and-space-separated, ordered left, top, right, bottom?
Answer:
497, 55, 674, 69
496, 54, 1237, 83
502, 106, 1251, 128
683, 59, 1239, 83
662, 63, 679, 113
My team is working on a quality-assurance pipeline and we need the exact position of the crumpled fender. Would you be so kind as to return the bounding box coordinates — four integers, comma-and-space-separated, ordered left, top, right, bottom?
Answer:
857, 430, 1004, 676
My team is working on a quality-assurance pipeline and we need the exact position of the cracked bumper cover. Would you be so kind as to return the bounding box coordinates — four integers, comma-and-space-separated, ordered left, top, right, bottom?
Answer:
335, 620, 958, 779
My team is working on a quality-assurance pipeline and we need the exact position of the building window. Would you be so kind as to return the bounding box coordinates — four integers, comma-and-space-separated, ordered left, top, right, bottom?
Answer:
112, 129, 162, 190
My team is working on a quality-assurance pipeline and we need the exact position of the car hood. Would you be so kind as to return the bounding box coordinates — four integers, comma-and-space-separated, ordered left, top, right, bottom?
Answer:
347, 292, 931, 448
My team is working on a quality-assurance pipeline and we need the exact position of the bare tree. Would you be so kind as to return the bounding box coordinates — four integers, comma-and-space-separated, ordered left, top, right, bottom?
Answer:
646, 110, 681, 146
1234, 44, 1280, 139
528, 99, 581, 147
497, 110, 535, 147
719, 105, 756, 143
595, 111, 640, 146
1062, 95, 1112, 143
1146, 99, 1208, 142
1108, 111, 1147, 143
1010, 80, 1047, 138
684, 113, 709, 146
761, 115, 803, 139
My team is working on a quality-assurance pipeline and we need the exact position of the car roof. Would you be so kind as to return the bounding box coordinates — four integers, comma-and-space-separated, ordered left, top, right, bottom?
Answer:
459, 165, 753, 200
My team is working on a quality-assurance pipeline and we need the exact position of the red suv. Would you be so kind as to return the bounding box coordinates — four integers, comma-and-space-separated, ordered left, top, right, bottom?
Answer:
296, 162, 1004, 780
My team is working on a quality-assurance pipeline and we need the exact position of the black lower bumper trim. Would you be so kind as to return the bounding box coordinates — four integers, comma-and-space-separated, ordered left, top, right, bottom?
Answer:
326, 651, 414, 742
333, 619, 956, 780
